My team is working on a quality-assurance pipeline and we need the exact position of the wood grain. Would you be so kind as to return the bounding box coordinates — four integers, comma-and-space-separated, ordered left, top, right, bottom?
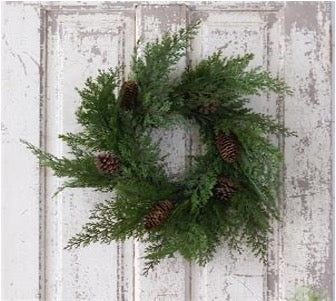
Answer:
2, 2, 332, 301
2, 2, 42, 300
43, 5, 135, 301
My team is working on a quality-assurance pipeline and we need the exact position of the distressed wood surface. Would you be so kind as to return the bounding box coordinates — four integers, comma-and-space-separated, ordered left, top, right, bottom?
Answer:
2, 2, 42, 300
2, 2, 333, 301
281, 2, 333, 300
131, 6, 190, 301
44, 6, 135, 301
188, 8, 283, 300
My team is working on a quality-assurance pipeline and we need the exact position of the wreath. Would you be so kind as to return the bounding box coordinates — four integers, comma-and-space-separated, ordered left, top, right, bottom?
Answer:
23, 21, 294, 274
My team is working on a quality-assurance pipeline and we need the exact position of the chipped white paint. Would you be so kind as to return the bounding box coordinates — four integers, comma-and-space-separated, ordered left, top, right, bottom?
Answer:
2, 2, 42, 300
2, 2, 332, 301
188, 8, 282, 300
44, 8, 135, 301
281, 2, 333, 300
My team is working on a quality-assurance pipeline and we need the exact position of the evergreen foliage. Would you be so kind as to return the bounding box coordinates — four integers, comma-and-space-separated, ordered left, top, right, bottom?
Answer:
288, 286, 326, 301
22, 21, 295, 275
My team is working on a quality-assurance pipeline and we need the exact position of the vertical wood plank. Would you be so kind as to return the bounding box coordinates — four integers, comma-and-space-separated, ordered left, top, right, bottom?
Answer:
127, 4, 190, 301
2, 2, 332, 301
44, 8, 135, 300
2, 2, 42, 300
188, 6, 284, 301
281, 2, 333, 300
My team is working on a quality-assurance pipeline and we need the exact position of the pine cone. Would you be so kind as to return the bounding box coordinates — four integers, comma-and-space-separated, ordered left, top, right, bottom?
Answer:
95, 152, 120, 175
144, 200, 174, 230
214, 177, 238, 202
197, 103, 217, 115
120, 80, 138, 110
215, 132, 240, 163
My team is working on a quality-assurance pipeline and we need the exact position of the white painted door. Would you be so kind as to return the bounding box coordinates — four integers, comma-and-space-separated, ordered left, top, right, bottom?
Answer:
2, 2, 333, 301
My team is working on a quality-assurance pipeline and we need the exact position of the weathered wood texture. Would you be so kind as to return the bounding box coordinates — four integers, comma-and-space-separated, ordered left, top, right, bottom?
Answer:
2, 2, 333, 301
44, 7, 135, 301
2, 2, 42, 300
281, 2, 333, 300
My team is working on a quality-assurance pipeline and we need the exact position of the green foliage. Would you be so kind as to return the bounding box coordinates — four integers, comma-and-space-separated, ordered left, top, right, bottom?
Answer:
75, 68, 121, 151
21, 141, 115, 194
130, 20, 200, 128
288, 287, 327, 301
23, 21, 295, 275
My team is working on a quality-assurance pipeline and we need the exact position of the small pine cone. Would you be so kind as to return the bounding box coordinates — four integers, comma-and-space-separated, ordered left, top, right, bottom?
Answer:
214, 177, 238, 202
120, 80, 138, 110
95, 152, 120, 175
197, 103, 217, 115
144, 200, 174, 230
215, 132, 240, 163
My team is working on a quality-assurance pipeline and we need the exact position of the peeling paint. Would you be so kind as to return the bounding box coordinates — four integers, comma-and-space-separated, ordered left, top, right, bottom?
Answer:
285, 2, 319, 34
2, 2, 332, 301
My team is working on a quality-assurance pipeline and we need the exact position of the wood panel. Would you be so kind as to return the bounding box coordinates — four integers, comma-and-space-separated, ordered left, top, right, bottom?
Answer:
188, 5, 283, 301
127, 5, 190, 301
2, 2, 333, 301
281, 2, 333, 300
44, 6, 135, 301
2, 2, 42, 300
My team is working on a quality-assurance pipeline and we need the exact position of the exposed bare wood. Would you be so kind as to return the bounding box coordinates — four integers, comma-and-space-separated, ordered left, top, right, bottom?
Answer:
2, 2, 332, 301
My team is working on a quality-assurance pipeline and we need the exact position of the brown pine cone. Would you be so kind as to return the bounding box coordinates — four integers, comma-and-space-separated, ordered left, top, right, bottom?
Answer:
214, 177, 238, 202
144, 200, 174, 230
215, 132, 240, 163
197, 103, 217, 115
120, 80, 138, 110
95, 152, 120, 175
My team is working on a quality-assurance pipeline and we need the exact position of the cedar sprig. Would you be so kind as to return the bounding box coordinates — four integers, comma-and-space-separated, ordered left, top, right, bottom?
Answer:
130, 20, 201, 128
